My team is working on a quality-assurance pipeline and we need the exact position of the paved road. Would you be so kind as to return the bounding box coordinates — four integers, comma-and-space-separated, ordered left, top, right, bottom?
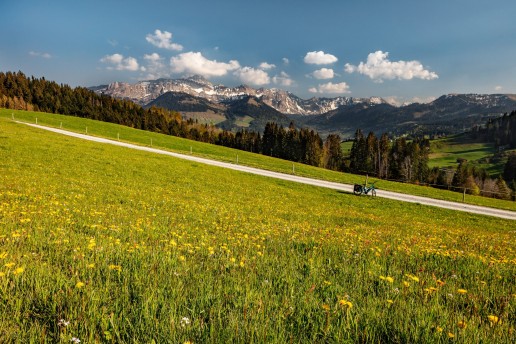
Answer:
19, 121, 516, 220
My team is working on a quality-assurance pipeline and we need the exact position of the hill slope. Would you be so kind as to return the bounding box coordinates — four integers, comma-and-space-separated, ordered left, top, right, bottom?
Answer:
1, 114, 514, 342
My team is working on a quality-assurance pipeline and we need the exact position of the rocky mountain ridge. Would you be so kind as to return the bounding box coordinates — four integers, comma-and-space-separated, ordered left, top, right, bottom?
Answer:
93, 76, 388, 115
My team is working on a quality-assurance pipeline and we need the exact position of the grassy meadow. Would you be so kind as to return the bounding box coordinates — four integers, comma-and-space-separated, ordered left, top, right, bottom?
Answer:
0, 113, 515, 342
429, 136, 512, 176
2, 109, 515, 212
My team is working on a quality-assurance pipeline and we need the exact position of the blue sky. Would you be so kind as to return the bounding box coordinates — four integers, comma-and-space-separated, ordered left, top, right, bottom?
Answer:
1, 0, 515, 104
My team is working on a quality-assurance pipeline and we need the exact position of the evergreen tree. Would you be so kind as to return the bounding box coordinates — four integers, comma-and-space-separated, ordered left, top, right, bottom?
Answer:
503, 153, 516, 186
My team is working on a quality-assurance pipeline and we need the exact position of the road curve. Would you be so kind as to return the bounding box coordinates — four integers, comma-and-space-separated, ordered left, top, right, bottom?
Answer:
18, 121, 516, 221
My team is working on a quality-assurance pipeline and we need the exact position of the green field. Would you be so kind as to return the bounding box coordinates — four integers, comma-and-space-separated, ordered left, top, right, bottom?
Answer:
0, 112, 515, 342
3, 109, 515, 212
429, 136, 510, 176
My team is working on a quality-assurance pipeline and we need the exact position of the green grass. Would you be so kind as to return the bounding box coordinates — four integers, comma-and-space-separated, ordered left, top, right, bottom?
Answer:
233, 115, 254, 128
340, 141, 354, 158
429, 136, 506, 175
0, 116, 515, 342
2, 108, 516, 213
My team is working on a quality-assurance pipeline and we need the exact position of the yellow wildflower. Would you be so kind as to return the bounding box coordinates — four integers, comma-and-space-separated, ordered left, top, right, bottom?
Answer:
457, 289, 467, 295
448, 332, 455, 338
488, 315, 500, 325
76, 281, 85, 288
457, 320, 467, 329
108, 264, 122, 271
338, 299, 353, 309
13, 267, 24, 275
322, 304, 330, 311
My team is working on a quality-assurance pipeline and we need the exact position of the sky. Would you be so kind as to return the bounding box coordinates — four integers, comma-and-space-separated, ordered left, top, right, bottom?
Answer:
1, 0, 516, 104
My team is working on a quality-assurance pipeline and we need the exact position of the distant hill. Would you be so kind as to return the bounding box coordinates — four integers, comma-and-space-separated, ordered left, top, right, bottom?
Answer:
147, 91, 292, 132
301, 94, 516, 138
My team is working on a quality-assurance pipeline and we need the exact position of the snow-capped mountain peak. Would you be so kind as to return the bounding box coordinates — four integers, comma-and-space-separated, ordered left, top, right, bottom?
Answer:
94, 75, 389, 115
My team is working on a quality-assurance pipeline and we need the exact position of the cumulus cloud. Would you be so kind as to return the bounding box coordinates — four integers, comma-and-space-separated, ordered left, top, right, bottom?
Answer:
495, 85, 503, 91
142, 53, 169, 79
29, 51, 52, 59
146, 29, 183, 51
259, 62, 276, 70
272, 71, 294, 86
234, 67, 270, 86
345, 51, 438, 82
312, 68, 334, 79
282, 57, 290, 65
170, 52, 240, 77
304, 51, 338, 65
100, 53, 141, 71
309, 82, 350, 94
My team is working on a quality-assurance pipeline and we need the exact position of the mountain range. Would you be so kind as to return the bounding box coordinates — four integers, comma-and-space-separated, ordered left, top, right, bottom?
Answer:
92, 76, 516, 137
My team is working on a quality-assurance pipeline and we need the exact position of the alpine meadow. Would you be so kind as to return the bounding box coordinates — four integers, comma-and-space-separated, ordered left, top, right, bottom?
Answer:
0, 112, 514, 343
2, 1, 516, 342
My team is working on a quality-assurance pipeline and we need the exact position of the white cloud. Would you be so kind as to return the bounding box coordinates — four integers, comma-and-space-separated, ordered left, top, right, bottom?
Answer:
309, 82, 350, 94
345, 51, 438, 82
146, 29, 183, 51
259, 62, 276, 70
29, 51, 52, 59
304, 51, 338, 65
312, 68, 334, 79
495, 85, 503, 91
272, 72, 294, 86
141, 53, 170, 79
100, 53, 141, 71
282, 57, 290, 65
170, 52, 240, 77
234, 67, 270, 86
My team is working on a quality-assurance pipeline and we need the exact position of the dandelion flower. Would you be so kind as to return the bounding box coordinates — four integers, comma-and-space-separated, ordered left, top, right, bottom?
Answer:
338, 299, 353, 309
385, 276, 394, 283
448, 332, 454, 338
386, 299, 394, 304
13, 267, 24, 275
488, 315, 500, 325
322, 304, 330, 311
457, 320, 467, 329
76, 281, 85, 288
457, 289, 467, 295
436, 326, 443, 333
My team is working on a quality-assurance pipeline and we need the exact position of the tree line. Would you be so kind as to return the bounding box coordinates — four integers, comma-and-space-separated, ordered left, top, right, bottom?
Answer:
347, 129, 515, 200
468, 111, 516, 148
348, 129, 430, 183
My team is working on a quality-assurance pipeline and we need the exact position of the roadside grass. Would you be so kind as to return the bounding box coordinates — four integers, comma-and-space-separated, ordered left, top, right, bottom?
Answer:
2, 109, 515, 212
1, 116, 515, 342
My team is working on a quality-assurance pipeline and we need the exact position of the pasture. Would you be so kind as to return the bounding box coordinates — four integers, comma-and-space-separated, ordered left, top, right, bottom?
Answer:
0, 114, 514, 342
